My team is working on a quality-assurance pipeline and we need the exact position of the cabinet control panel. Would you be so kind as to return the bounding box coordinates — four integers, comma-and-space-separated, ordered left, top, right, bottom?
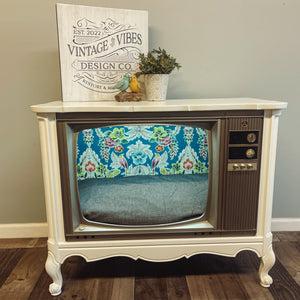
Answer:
228, 130, 260, 172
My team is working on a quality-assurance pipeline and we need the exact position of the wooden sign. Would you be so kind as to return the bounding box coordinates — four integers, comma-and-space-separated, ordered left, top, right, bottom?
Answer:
56, 4, 148, 101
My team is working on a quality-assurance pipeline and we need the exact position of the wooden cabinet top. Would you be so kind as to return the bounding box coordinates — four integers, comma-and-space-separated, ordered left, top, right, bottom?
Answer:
31, 98, 287, 113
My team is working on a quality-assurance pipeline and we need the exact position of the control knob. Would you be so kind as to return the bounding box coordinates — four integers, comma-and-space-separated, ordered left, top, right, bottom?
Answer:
247, 132, 257, 143
233, 163, 239, 170
246, 148, 256, 159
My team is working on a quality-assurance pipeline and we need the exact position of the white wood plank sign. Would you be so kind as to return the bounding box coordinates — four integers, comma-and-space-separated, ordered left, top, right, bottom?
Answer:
56, 4, 148, 101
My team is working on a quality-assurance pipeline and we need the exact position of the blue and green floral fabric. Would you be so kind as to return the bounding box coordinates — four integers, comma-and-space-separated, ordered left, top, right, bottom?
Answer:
76, 125, 209, 180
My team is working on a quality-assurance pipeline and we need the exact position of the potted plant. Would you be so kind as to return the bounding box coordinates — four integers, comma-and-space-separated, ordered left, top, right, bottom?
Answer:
136, 48, 181, 101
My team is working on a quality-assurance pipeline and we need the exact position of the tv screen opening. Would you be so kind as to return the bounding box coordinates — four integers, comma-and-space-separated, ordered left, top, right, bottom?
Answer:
75, 124, 211, 227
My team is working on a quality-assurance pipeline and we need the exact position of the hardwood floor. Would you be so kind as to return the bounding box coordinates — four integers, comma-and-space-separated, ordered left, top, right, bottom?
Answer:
0, 232, 299, 299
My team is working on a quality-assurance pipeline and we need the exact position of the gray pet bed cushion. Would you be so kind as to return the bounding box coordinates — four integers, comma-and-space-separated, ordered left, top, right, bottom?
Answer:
78, 174, 208, 226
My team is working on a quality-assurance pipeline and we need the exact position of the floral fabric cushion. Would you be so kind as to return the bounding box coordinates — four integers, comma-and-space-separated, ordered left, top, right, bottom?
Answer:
76, 125, 209, 180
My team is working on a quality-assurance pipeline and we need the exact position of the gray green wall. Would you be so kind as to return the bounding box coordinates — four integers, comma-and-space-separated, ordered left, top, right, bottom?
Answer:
1, 0, 299, 223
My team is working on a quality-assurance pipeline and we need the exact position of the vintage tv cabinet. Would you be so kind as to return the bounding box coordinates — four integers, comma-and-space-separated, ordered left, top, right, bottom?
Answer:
31, 98, 287, 296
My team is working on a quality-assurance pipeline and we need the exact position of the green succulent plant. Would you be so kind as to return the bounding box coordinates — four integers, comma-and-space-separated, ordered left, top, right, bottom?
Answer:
137, 48, 181, 75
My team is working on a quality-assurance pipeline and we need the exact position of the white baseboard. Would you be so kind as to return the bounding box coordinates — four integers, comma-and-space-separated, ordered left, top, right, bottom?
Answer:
0, 219, 299, 238
0, 223, 48, 238
271, 218, 300, 232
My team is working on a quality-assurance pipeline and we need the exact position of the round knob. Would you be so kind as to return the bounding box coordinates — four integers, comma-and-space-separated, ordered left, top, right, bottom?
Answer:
240, 163, 246, 169
246, 148, 256, 159
247, 163, 253, 169
233, 163, 239, 170
247, 132, 257, 143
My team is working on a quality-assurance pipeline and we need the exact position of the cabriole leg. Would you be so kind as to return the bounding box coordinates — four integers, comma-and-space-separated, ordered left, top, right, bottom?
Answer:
258, 244, 275, 287
45, 251, 63, 296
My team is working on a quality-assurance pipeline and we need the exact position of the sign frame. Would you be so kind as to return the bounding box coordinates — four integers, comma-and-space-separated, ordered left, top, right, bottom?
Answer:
56, 3, 148, 101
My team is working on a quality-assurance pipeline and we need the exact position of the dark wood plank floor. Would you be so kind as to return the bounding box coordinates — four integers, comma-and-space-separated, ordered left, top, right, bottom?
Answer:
0, 232, 299, 299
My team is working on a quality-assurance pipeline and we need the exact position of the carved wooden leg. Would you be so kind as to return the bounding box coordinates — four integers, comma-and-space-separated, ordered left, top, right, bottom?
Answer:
259, 244, 276, 287
45, 251, 63, 296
